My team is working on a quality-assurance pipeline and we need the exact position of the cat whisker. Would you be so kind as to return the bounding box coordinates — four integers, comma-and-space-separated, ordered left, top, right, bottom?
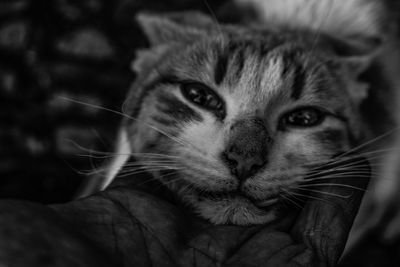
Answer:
77, 167, 109, 176
334, 127, 400, 159
178, 183, 197, 197
303, 170, 378, 183
76, 153, 182, 161
304, 174, 376, 181
120, 167, 184, 175
303, 152, 393, 174
304, 168, 380, 178
127, 170, 184, 188
119, 162, 185, 171
295, 188, 352, 199
67, 138, 181, 159
116, 169, 155, 178
117, 167, 187, 178
302, 140, 400, 172
77, 154, 183, 180
346, 148, 400, 157
63, 161, 101, 177
123, 163, 182, 169
128, 160, 183, 167
302, 169, 375, 180
119, 164, 184, 173
137, 172, 184, 190
280, 194, 303, 209
124, 160, 181, 167
304, 153, 383, 170
201, 0, 224, 39
135, 153, 181, 158
307, 164, 384, 175
160, 174, 185, 186
60, 96, 200, 151
313, 154, 389, 171
297, 183, 368, 192
303, 174, 374, 181
178, 153, 227, 176
284, 189, 335, 205
304, 158, 378, 177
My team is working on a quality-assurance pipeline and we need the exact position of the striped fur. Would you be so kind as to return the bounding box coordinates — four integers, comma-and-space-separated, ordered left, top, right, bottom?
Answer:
80, 0, 397, 225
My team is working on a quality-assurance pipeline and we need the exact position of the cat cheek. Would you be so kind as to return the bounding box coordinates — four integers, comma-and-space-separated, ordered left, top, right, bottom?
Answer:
273, 133, 329, 166
311, 128, 349, 153
284, 153, 307, 165
180, 118, 226, 154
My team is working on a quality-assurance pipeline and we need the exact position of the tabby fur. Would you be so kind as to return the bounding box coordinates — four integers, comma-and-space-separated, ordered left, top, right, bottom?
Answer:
79, 0, 400, 226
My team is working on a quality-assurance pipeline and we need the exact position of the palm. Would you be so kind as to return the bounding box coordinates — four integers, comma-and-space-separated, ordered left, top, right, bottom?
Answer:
52, 168, 367, 267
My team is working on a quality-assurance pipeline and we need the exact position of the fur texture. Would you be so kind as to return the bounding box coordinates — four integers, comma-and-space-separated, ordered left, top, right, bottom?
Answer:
80, 0, 398, 226
237, 0, 387, 40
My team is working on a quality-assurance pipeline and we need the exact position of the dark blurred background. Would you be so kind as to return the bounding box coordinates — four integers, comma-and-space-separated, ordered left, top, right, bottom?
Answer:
0, 0, 240, 204
1, 0, 400, 266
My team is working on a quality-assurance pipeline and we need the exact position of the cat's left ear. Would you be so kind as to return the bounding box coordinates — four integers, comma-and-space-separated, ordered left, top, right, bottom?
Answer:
329, 35, 380, 73
339, 55, 372, 103
328, 36, 380, 102
136, 11, 215, 46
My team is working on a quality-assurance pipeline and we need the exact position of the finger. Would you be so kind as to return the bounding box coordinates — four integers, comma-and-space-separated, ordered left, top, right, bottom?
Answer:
0, 200, 116, 267
224, 230, 300, 267
291, 157, 370, 267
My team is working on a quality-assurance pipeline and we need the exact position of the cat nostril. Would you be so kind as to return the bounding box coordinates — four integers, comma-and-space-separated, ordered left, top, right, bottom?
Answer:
224, 152, 238, 167
223, 152, 266, 181
234, 162, 264, 181
231, 167, 238, 176
250, 164, 262, 175
222, 145, 267, 181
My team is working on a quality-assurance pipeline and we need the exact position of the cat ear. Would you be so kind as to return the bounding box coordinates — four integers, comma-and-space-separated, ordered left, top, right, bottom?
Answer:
131, 46, 168, 73
342, 56, 372, 102
334, 54, 372, 79
328, 35, 379, 66
327, 36, 380, 103
329, 55, 373, 103
136, 11, 214, 46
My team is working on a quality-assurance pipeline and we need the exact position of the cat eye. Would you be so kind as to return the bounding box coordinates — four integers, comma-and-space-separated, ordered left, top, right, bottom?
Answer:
281, 107, 325, 128
180, 82, 223, 111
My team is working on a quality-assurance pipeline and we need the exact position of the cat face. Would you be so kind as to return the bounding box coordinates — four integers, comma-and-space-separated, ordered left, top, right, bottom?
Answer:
121, 13, 371, 225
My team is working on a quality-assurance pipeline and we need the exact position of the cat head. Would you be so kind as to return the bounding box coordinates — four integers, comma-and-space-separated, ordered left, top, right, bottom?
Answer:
121, 12, 377, 225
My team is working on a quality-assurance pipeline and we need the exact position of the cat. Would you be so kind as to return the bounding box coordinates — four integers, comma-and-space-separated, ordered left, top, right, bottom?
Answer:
78, 0, 400, 227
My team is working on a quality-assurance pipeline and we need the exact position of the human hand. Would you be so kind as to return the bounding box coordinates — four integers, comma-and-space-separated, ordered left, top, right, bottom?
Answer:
53, 157, 369, 267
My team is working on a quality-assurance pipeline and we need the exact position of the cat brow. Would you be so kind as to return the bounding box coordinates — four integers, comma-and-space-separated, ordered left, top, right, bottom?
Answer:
281, 50, 307, 100
214, 40, 308, 101
291, 63, 306, 100
213, 41, 253, 86
214, 42, 242, 85
214, 53, 228, 85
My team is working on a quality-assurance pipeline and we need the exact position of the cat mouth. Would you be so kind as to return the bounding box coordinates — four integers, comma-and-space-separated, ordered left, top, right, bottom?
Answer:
197, 190, 279, 209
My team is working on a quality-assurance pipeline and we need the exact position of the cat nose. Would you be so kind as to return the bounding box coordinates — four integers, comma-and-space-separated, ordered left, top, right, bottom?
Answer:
223, 117, 270, 181
224, 146, 266, 181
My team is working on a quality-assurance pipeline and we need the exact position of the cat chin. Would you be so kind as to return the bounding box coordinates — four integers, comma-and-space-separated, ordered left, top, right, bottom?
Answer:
183, 194, 278, 225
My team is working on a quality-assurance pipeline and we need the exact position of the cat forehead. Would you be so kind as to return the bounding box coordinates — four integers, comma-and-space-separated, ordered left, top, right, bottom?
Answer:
163, 38, 340, 104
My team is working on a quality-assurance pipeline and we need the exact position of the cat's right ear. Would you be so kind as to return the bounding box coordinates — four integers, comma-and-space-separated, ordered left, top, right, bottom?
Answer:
136, 12, 214, 46
132, 12, 215, 73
